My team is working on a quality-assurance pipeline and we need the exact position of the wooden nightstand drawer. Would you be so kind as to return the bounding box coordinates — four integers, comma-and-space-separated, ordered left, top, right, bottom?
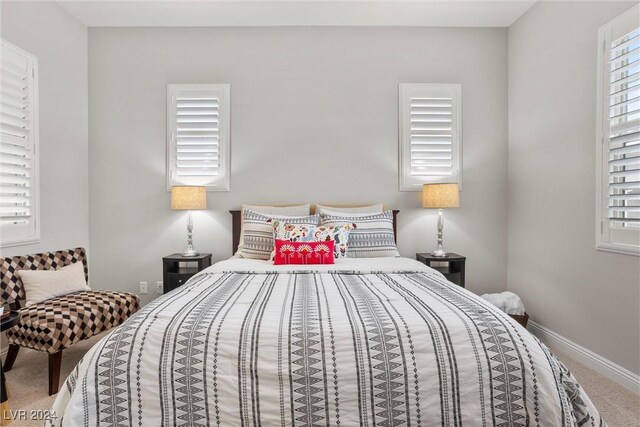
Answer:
162, 253, 212, 294
416, 252, 466, 288
165, 273, 194, 292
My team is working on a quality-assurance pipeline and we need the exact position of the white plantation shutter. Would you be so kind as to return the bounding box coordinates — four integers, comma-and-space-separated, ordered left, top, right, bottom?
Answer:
167, 84, 230, 191
597, 5, 640, 255
608, 26, 640, 229
0, 40, 39, 247
399, 84, 462, 191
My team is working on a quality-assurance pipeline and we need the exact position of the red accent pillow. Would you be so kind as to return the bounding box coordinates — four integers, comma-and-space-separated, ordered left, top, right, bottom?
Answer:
274, 239, 335, 265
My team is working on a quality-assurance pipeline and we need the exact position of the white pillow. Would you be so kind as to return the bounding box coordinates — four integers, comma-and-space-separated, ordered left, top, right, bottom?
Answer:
236, 204, 311, 257
315, 204, 384, 215
320, 210, 384, 217
242, 204, 311, 216
18, 262, 90, 306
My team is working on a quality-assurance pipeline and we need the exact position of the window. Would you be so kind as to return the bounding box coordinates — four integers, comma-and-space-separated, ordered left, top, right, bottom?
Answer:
399, 83, 462, 191
167, 84, 230, 191
596, 5, 640, 255
0, 39, 39, 247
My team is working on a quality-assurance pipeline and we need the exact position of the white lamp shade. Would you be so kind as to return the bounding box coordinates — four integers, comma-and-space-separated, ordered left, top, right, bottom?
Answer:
171, 186, 207, 210
422, 183, 460, 209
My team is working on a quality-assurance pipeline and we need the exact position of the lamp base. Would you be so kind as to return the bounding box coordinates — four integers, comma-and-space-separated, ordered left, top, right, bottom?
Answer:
181, 249, 200, 257
182, 210, 199, 256
431, 208, 448, 257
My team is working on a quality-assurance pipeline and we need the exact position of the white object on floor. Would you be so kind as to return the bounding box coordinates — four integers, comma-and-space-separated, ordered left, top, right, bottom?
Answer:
480, 291, 526, 315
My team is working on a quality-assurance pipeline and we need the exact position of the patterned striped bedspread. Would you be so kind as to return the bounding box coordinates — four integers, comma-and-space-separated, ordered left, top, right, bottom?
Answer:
49, 265, 604, 426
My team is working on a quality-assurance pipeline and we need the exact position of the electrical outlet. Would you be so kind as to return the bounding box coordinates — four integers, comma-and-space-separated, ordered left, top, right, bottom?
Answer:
139, 281, 148, 294
156, 281, 163, 293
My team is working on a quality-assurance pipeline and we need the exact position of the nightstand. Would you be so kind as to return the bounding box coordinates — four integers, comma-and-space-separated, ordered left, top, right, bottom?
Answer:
162, 253, 212, 293
416, 253, 466, 288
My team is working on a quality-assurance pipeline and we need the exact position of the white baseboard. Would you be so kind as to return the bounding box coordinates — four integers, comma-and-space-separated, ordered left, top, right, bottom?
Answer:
528, 320, 640, 395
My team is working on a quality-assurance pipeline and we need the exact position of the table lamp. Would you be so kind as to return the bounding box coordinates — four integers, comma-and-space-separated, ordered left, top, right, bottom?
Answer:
423, 183, 460, 257
171, 186, 207, 256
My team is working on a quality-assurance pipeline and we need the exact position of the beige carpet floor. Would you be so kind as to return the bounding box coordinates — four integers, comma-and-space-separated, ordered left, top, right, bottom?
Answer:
2, 335, 639, 426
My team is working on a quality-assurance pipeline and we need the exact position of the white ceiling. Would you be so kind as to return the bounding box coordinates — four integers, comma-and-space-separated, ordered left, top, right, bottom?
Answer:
57, 0, 536, 27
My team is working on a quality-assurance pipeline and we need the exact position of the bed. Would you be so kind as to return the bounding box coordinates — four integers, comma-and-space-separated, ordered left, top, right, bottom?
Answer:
48, 212, 604, 426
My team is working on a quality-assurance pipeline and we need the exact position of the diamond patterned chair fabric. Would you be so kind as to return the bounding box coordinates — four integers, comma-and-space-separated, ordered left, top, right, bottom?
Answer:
0, 248, 141, 394
1, 247, 88, 306
5, 290, 140, 353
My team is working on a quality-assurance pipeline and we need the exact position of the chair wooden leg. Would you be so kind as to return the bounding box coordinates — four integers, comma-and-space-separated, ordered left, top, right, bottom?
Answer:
48, 351, 62, 396
3, 345, 19, 372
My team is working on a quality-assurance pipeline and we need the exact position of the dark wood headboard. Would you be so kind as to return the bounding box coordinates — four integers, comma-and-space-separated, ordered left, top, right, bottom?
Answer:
230, 209, 399, 254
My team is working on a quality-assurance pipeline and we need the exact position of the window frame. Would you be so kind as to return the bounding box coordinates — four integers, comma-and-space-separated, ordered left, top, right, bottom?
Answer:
398, 83, 462, 192
0, 39, 40, 248
166, 83, 231, 192
595, 5, 640, 256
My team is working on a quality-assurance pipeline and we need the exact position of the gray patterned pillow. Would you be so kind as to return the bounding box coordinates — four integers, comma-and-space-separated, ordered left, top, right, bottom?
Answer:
320, 210, 400, 258
235, 204, 311, 257
242, 209, 320, 260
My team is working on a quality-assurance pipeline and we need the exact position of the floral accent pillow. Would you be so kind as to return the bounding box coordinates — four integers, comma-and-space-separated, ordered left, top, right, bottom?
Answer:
274, 240, 335, 265
272, 223, 353, 260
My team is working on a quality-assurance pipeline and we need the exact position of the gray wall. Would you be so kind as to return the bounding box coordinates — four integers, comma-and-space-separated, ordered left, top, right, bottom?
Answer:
0, 2, 89, 259
88, 27, 508, 304
2, 0, 637, 378
508, 1, 640, 374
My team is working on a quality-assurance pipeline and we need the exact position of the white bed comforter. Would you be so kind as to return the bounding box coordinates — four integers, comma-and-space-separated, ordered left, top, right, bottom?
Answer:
49, 257, 604, 426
